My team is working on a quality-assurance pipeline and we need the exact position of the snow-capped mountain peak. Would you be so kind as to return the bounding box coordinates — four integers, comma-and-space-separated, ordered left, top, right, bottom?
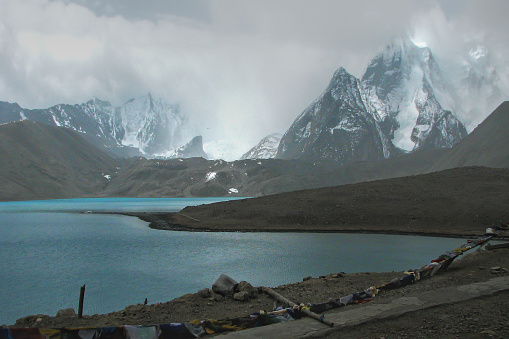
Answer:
277, 37, 469, 164
241, 133, 282, 159
118, 94, 192, 154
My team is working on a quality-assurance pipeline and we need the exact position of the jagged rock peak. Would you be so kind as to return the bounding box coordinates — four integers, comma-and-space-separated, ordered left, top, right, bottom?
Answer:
241, 133, 282, 160
277, 37, 468, 164
86, 97, 112, 107
164, 135, 208, 159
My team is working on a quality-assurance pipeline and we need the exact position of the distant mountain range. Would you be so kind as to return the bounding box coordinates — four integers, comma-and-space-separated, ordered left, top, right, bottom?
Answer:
0, 93, 200, 158
1, 38, 506, 164
1, 36, 508, 201
1, 101, 508, 201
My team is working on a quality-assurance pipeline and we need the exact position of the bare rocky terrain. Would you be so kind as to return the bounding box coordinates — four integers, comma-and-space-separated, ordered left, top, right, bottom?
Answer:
132, 166, 509, 238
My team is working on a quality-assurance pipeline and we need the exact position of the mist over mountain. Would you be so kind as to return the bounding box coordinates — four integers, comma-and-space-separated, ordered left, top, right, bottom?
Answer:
1, 36, 508, 202
1, 37, 506, 163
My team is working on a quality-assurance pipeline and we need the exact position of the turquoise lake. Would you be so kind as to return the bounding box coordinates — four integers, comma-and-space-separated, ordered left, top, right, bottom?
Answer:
0, 198, 467, 325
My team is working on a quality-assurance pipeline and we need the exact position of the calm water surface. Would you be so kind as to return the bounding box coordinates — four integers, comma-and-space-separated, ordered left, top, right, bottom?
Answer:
0, 198, 466, 325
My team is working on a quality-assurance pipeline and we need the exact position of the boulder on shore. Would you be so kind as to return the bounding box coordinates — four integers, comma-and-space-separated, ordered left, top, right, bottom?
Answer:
212, 274, 238, 297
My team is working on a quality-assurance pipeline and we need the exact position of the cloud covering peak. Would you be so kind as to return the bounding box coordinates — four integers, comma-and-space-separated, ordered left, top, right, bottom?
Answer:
0, 0, 508, 157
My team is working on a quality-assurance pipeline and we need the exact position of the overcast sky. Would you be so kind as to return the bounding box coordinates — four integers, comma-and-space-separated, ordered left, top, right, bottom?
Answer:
0, 0, 508, 156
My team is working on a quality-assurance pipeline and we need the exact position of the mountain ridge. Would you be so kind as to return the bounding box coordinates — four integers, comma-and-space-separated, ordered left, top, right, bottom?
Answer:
0, 101, 508, 201
0, 94, 197, 158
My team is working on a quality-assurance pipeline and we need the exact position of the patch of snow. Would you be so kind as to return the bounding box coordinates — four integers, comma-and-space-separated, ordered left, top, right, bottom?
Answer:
205, 172, 217, 182
228, 188, 238, 194
393, 99, 419, 151
50, 111, 61, 127
469, 45, 488, 60
332, 119, 360, 133
303, 122, 311, 138
103, 174, 111, 180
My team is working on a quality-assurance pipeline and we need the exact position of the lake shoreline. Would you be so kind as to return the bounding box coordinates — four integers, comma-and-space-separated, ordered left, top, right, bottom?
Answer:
117, 211, 509, 240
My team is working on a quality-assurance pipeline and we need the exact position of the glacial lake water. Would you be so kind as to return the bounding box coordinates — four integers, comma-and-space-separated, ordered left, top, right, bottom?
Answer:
0, 198, 467, 325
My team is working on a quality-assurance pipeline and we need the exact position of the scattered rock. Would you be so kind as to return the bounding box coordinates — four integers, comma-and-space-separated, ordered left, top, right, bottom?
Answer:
332, 273, 343, 278
212, 274, 238, 297
236, 281, 258, 299
14, 315, 49, 327
303, 276, 312, 281
198, 288, 211, 298
233, 291, 249, 302
55, 308, 77, 317
208, 292, 224, 302
491, 267, 502, 274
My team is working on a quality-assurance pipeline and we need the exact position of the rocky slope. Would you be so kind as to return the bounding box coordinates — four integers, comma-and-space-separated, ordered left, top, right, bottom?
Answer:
431, 101, 509, 170
158, 166, 509, 236
0, 121, 117, 201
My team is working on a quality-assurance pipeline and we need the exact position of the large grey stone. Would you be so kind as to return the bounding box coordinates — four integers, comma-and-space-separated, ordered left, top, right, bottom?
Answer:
212, 274, 238, 297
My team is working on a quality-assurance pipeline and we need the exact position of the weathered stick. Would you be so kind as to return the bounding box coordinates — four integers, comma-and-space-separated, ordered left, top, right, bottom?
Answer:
264, 287, 334, 326
78, 284, 86, 318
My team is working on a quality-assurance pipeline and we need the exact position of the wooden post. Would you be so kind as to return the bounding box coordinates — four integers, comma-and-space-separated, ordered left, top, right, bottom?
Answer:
264, 287, 334, 327
78, 284, 85, 318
